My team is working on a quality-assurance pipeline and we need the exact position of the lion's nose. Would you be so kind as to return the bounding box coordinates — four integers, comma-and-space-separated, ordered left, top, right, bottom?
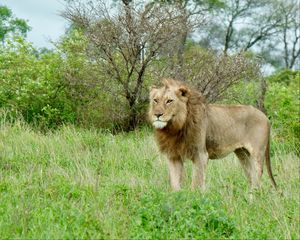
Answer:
155, 113, 163, 118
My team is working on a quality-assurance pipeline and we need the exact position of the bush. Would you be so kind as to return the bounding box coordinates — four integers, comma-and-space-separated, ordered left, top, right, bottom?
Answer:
265, 70, 299, 151
57, 29, 135, 130
267, 69, 298, 86
152, 43, 261, 103
130, 190, 236, 239
0, 36, 76, 129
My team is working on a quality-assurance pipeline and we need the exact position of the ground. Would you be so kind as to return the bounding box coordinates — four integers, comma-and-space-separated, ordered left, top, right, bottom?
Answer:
0, 122, 299, 239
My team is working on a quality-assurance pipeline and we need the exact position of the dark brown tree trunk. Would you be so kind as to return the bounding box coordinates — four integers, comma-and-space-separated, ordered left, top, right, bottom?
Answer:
127, 103, 138, 131
256, 77, 267, 114
176, 29, 188, 81
224, 15, 235, 55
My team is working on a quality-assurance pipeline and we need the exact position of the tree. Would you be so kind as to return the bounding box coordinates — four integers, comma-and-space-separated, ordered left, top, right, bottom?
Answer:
277, 0, 299, 69
62, 0, 187, 130
193, 0, 298, 113
198, 0, 283, 54
197, 0, 299, 70
154, 0, 224, 79
250, 0, 300, 70
152, 43, 261, 103
0, 5, 31, 42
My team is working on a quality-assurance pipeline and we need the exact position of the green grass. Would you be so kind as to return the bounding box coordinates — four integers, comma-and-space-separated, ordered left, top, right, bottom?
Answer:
0, 121, 299, 239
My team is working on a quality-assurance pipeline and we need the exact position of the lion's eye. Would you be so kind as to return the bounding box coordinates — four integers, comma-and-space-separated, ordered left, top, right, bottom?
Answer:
153, 99, 158, 104
166, 99, 173, 104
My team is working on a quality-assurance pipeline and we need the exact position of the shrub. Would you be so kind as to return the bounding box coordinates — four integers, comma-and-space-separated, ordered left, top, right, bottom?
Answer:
0, 36, 76, 129
265, 70, 299, 152
152, 43, 261, 103
130, 190, 236, 239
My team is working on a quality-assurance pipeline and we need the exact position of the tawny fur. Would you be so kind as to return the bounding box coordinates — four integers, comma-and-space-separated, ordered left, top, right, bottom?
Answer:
149, 78, 277, 191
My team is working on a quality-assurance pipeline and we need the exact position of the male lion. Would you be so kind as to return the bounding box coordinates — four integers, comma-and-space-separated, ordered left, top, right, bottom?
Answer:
149, 78, 277, 191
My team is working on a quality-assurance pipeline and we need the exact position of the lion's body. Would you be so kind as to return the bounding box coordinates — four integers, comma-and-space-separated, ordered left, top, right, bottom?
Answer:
149, 78, 277, 191
206, 104, 269, 159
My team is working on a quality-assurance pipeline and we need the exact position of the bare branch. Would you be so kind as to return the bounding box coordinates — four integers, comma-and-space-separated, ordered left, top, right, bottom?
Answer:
62, 0, 188, 130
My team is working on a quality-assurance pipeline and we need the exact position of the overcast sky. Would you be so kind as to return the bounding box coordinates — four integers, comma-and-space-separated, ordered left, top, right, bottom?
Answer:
2, 0, 69, 49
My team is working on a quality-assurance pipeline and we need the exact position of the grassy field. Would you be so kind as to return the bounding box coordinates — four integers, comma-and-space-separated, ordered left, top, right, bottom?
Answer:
0, 121, 299, 239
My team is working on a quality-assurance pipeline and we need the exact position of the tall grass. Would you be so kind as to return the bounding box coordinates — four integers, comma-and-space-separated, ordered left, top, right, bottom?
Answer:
0, 120, 299, 239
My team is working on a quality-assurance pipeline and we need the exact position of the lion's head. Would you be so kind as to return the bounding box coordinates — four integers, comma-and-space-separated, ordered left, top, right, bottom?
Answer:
148, 79, 190, 130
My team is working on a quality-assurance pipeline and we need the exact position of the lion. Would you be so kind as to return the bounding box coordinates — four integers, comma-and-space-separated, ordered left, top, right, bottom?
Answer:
149, 78, 277, 191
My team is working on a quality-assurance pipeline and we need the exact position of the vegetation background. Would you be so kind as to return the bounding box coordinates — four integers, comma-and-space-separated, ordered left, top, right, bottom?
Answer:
0, 0, 299, 238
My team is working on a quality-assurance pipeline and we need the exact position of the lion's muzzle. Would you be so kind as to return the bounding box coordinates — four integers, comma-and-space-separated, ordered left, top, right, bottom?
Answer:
152, 115, 167, 129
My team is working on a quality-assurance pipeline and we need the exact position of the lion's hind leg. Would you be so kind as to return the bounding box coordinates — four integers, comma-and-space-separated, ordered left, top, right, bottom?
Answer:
234, 147, 263, 190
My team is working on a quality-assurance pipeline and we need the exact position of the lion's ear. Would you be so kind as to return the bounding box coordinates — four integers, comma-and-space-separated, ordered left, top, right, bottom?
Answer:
149, 85, 157, 91
177, 86, 190, 99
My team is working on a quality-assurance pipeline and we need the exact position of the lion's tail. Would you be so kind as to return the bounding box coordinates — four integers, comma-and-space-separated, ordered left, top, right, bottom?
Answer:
265, 130, 277, 189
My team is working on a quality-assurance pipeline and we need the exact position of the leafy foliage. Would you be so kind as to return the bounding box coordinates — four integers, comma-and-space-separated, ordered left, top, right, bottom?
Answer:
0, 5, 31, 41
0, 37, 75, 129
265, 70, 299, 150
0, 1, 298, 142
130, 190, 236, 239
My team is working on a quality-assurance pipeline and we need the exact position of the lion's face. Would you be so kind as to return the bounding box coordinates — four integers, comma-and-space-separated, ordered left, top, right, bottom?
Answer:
149, 80, 189, 130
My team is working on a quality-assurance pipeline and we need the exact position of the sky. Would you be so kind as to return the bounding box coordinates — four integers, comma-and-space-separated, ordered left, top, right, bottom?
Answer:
1, 0, 69, 49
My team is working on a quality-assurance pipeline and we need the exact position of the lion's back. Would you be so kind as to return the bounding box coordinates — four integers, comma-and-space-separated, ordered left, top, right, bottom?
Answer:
205, 104, 269, 159
207, 104, 268, 128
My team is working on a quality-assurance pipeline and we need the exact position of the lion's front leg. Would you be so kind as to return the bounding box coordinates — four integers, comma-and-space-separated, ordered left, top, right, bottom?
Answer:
192, 152, 208, 191
167, 156, 183, 191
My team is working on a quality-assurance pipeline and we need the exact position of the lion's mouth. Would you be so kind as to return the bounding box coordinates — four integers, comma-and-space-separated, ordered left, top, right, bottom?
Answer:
153, 120, 167, 129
